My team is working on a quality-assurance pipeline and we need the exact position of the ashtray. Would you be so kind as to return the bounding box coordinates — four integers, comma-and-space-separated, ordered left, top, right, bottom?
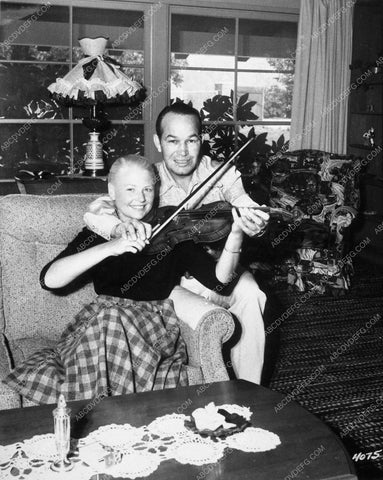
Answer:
184, 408, 251, 439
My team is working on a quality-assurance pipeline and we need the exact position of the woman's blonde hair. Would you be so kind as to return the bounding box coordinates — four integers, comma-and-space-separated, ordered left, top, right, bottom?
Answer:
108, 155, 157, 184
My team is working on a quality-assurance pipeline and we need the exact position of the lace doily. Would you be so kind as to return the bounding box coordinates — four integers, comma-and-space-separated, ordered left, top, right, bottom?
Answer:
171, 437, 225, 465
148, 413, 189, 436
22, 434, 59, 461
100, 451, 160, 479
225, 427, 281, 452
86, 423, 143, 451
0, 404, 281, 479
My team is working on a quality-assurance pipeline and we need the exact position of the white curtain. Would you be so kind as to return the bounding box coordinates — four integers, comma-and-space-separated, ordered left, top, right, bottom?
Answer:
289, 0, 354, 153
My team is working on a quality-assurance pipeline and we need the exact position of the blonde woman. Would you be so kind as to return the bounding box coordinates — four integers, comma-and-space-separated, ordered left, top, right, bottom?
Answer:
4, 155, 246, 404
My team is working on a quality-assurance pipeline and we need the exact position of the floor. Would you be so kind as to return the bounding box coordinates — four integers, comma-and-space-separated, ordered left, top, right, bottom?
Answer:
259, 258, 383, 480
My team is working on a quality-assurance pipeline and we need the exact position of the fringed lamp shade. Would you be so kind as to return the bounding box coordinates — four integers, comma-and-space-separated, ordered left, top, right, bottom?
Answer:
48, 37, 145, 176
48, 37, 145, 106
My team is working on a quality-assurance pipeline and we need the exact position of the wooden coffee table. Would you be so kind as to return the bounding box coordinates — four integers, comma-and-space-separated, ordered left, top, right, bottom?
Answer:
0, 380, 356, 480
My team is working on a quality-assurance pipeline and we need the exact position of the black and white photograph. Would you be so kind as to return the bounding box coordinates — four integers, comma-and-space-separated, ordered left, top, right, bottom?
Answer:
0, 0, 382, 479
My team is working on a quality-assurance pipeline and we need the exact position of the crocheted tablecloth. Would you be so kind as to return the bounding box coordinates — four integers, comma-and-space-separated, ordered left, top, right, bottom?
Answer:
0, 404, 281, 479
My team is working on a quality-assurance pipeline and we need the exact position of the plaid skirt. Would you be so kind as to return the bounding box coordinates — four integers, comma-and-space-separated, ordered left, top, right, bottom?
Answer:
4, 295, 188, 404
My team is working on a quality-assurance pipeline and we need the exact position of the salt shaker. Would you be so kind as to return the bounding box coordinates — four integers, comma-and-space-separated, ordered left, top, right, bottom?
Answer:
51, 394, 73, 472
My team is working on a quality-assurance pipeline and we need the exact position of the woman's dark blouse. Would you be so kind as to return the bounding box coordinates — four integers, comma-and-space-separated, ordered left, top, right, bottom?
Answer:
40, 228, 226, 300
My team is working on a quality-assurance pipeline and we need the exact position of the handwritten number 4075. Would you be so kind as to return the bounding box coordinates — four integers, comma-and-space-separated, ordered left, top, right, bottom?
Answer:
353, 450, 382, 462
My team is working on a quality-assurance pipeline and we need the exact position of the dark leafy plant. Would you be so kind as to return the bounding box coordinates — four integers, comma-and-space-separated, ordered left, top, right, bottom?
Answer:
201, 94, 233, 122
170, 93, 289, 174
236, 129, 272, 176
236, 93, 258, 121
270, 134, 288, 154
209, 126, 235, 160
0, 63, 67, 119
238, 129, 270, 155
171, 97, 193, 107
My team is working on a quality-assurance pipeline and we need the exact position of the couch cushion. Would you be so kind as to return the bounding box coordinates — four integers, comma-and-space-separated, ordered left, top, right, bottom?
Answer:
0, 263, 4, 335
0, 194, 99, 340
0, 333, 21, 409
0, 194, 99, 243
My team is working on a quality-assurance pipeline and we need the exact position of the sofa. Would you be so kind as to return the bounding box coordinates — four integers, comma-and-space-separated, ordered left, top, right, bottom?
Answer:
14, 174, 108, 195
244, 149, 361, 294
0, 194, 234, 410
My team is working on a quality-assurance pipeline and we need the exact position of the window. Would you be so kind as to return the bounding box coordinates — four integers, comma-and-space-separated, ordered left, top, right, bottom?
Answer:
170, 10, 297, 159
0, 1, 298, 179
0, 1, 146, 178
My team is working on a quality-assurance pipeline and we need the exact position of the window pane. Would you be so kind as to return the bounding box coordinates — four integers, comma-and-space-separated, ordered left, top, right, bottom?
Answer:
108, 49, 144, 67
73, 124, 144, 173
0, 3, 69, 61
0, 63, 69, 119
237, 56, 295, 72
171, 70, 234, 114
237, 72, 293, 120
104, 103, 143, 122
171, 15, 235, 68
171, 52, 235, 71
0, 44, 70, 62
73, 104, 143, 124
72, 8, 144, 62
103, 124, 144, 167
238, 18, 297, 70
0, 123, 70, 178
121, 67, 143, 84
238, 124, 290, 145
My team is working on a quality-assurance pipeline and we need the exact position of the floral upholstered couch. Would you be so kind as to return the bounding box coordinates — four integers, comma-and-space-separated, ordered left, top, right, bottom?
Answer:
246, 149, 362, 294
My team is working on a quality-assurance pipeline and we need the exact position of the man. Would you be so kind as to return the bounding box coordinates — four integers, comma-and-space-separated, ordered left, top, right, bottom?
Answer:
85, 102, 269, 384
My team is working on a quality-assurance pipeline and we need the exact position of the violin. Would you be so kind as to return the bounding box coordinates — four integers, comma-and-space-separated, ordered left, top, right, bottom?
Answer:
142, 201, 293, 255
142, 137, 292, 255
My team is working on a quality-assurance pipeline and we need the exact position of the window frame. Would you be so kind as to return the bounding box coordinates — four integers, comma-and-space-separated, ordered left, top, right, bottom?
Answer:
0, 0, 298, 176
0, 0, 153, 174
168, 5, 298, 152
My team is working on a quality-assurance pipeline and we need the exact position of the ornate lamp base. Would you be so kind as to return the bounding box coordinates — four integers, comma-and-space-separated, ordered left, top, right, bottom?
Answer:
84, 131, 106, 176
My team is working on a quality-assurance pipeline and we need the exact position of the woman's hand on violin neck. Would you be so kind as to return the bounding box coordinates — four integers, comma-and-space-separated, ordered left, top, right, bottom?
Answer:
111, 219, 152, 243
106, 237, 147, 256
233, 206, 269, 237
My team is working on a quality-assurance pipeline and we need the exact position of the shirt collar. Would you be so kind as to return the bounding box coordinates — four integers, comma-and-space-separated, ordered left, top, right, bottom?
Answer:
156, 155, 222, 197
155, 161, 176, 197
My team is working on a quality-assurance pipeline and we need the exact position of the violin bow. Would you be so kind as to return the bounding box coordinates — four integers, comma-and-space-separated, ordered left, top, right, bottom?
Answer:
151, 137, 254, 240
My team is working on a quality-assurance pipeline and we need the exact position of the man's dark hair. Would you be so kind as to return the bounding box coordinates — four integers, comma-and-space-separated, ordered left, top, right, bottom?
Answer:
155, 102, 202, 138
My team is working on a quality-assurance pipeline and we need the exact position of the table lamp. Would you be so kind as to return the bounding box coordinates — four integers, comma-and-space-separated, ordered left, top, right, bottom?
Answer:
48, 36, 145, 176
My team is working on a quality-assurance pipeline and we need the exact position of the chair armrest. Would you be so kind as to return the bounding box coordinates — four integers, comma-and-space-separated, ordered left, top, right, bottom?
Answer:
0, 334, 21, 410
169, 286, 235, 384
